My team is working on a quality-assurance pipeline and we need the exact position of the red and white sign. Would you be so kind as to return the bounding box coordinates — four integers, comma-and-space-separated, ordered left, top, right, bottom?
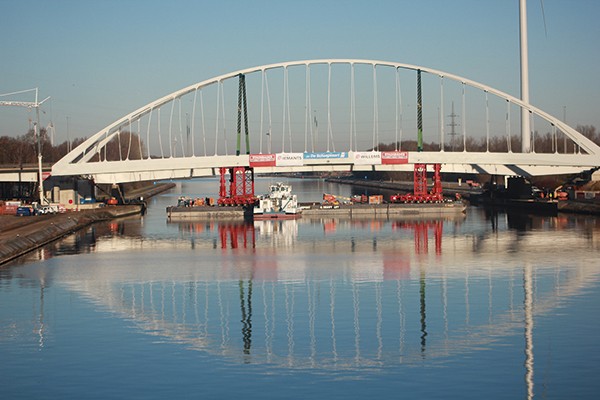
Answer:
353, 151, 381, 165
276, 152, 303, 166
249, 153, 276, 167
381, 151, 409, 165
42, 172, 52, 181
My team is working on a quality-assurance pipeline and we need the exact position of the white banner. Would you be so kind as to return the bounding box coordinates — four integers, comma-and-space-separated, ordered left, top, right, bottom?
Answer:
353, 151, 382, 165
276, 152, 304, 166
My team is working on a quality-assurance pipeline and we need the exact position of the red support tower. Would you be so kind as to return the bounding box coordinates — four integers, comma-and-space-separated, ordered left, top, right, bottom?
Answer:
432, 163, 442, 198
218, 166, 257, 206
219, 167, 228, 200
390, 163, 443, 203
413, 163, 428, 197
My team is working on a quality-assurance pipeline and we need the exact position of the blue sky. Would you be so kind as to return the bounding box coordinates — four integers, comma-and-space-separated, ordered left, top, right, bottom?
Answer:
1, 0, 599, 143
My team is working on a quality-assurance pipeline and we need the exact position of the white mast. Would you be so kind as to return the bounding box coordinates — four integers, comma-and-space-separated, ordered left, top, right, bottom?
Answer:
520, 0, 531, 153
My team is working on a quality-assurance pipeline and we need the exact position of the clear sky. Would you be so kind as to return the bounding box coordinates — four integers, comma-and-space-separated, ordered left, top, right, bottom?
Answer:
1, 0, 599, 143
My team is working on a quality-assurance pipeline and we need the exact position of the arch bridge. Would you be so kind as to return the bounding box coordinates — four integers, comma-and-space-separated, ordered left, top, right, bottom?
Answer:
52, 59, 600, 184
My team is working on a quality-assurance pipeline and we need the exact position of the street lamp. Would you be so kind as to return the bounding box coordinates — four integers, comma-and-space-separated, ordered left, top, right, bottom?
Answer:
266, 131, 271, 154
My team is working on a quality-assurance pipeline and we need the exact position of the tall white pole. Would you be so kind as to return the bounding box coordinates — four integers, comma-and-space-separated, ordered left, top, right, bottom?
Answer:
520, 0, 531, 153
0, 88, 49, 204
35, 89, 47, 205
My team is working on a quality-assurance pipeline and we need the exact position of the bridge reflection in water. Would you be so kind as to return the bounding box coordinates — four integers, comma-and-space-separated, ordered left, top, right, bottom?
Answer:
12, 212, 600, 399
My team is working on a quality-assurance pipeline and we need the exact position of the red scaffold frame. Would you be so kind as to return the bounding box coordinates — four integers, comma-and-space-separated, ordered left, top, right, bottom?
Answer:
217, 167, 257, 206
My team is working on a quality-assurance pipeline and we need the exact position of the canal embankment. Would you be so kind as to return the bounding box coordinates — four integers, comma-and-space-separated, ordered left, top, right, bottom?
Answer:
0, 205, 142, 265
0, 182, 175, 266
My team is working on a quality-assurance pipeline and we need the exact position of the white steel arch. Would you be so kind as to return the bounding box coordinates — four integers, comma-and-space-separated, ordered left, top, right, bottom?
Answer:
52, 59, 600, 183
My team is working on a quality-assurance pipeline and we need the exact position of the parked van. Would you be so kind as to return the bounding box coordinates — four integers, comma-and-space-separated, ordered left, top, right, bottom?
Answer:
16, 206, 33, 216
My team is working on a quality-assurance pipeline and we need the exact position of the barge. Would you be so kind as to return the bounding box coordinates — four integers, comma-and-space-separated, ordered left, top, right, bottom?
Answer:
301, 200, 465, 218
167, 205, 250, 220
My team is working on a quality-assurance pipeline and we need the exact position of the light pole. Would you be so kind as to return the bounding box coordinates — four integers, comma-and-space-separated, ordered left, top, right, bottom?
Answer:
66, 116, 71, 153
0, 88, 51, 204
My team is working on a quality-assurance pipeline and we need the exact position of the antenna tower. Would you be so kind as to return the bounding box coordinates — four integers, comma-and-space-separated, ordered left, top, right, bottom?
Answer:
447, 101, 460, 151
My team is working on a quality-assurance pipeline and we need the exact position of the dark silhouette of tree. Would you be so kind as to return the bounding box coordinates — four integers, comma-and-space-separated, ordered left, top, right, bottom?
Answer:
0, 131, 90, 166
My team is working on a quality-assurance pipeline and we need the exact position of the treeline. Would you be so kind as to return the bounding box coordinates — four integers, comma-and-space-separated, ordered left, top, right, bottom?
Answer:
0, 130, 144, 165
0, 128, 81, 165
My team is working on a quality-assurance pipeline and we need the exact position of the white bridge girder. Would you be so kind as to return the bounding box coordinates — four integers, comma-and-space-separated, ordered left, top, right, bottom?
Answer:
57, 152, 600, 184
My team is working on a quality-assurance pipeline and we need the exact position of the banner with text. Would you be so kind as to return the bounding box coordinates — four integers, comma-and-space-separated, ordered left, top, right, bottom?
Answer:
249, 154, 276, 167
353, 151, 382, 165
303, 151, 349, 160
276, 152, 304, 166
381, 151, 409, 165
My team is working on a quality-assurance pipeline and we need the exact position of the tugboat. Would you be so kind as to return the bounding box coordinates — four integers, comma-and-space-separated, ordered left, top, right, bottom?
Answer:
253, 182, 302, 219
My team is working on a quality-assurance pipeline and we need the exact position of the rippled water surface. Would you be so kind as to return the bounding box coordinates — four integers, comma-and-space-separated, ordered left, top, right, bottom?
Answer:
1, 179, 600, 399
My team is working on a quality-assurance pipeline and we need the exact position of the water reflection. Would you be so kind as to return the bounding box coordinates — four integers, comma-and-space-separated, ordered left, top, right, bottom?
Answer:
3, 210, 600, 400
8, 253, 597, 377
12, 210, 600, 265
7, 215, 145, 263
171, 217, 453, 256
524, 262, 535, 400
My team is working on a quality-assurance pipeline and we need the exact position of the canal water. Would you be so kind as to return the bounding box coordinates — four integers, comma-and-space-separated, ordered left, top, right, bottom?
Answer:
1, 178, 599, 399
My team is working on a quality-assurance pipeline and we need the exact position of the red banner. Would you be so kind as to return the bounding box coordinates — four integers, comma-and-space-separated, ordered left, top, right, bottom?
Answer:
381, 151, 409, 165
249, 153, 276, 167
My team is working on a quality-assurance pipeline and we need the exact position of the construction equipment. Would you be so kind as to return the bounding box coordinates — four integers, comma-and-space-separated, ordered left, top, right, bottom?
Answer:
216, 74, 256, 207
368, 195, 384, 205
321, 193, 341, 208
217, 167, 257, 206
390, 164, 444, 203
351, 194, 368, 204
